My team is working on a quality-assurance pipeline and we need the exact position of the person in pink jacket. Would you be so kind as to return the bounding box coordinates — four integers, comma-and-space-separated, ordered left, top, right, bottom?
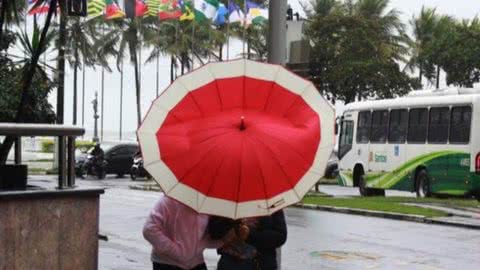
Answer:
143, 195, 227, 270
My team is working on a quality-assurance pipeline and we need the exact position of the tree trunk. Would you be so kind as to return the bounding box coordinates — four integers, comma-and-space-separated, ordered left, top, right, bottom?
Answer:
436, 65, 440, 89
131, 43, 142, 128
57, 0, 67, 125
170, 55, 175, 83
418, 68, 423, 88
247, 41, 251, 59
0, 0, 58, 164
73, 47, 79, 125
82, 61, 85, 127
219, 44, 223, 61
0, 0, 7, 41
119, 60, 123, 141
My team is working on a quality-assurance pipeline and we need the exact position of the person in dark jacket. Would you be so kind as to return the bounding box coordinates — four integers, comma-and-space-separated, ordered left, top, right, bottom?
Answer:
208, 210, 287, 270
246, 210, 287, 270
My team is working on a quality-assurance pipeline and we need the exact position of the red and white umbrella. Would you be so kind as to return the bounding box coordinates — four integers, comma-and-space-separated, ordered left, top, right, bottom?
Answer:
138, 59, 335, 219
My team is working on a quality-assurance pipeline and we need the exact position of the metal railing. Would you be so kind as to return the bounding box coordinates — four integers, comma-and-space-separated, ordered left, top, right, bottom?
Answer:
0, 123, 85, 189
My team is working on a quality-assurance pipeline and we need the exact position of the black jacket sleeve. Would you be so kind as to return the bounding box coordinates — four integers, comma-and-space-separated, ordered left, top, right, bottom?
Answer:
247, 210, 287, 250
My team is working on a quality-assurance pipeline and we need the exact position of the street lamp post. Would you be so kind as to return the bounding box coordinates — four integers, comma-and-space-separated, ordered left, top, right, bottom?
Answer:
92, 92, 99, 143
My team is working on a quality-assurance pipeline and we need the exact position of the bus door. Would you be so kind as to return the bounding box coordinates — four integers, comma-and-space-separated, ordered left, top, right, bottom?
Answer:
446, 106, 473, 194
354, 111, 373, 176
385, 109, 408, 188
367, 110, 389, 177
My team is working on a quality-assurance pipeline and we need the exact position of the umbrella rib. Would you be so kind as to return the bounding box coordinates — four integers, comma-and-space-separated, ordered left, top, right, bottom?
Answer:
261, 82, 276, 112
246, 134, 302, 201
245, 135, 270, 211
213, 79, 224, 111
261, 67, 281, 112
165, 141, 223, 195
281, 96, 303, 119
253, 127, 316, 168
161, 129, 235, 161
198, 154, 227, 212
234, 136, 245, 219
187, 92, 205, 118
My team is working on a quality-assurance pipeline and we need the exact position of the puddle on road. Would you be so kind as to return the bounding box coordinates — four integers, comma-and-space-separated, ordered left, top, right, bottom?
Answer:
309, 250, 381, 261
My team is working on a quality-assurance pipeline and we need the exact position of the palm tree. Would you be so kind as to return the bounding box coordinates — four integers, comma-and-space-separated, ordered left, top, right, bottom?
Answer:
353, 0, 410, 63
97, 17, 152, 127
407, 7, 455, 88
62, 17, 98, 125
0, 0, 58, 164
0, 0, 26, 40
406, 7, 438, 86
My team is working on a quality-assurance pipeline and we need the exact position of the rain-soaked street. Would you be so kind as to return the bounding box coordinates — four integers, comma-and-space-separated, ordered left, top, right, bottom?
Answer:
48, 177, 480, 270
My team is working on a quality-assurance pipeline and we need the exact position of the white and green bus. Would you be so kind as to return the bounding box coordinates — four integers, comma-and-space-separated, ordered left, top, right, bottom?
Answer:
337, 88, 480, 198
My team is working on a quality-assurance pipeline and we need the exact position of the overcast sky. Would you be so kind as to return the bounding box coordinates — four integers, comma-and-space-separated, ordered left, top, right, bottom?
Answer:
44, 0, 479, 140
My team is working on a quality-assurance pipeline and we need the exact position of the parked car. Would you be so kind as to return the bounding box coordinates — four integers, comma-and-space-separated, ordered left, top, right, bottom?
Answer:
76, 142, 139, 179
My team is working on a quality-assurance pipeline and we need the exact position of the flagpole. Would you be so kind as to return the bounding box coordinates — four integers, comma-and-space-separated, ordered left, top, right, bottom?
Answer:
101, 24, 105, 142
226, 1, 230, 60
119, 59, 123, 141
156, 53, 159, 97
242, 0, 246, 58
191, 22, 195, 70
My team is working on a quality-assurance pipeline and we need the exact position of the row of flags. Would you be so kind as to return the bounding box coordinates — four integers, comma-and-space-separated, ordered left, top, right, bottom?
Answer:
27, 0, 269, 26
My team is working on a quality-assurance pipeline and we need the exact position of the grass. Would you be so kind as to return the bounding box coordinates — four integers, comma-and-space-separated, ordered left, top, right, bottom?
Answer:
28, 168, 48, 175
301, 196, 480, 218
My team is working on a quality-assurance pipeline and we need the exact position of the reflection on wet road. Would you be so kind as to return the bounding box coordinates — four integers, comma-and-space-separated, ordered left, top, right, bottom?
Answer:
283, 207, 480, 270
52, 177, 479, 270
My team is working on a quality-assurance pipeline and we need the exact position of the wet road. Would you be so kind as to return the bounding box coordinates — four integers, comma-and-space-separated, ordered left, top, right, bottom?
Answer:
31, 176, 480, 270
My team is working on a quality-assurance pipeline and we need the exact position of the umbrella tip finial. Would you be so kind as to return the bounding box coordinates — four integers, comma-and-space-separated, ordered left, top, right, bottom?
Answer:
240, 116, 246, 131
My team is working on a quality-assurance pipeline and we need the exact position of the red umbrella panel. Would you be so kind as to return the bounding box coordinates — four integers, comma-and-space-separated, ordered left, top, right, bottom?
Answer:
137, 59, 335, 219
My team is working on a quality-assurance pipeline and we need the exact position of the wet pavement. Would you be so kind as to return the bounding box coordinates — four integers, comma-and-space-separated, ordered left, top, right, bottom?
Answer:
29, 176, 480, 269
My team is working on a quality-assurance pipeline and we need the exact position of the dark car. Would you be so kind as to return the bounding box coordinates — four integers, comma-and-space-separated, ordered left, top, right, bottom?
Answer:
76, 142, 139, 178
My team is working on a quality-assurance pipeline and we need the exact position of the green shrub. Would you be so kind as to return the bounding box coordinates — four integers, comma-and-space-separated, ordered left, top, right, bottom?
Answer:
41, 139, 54, 153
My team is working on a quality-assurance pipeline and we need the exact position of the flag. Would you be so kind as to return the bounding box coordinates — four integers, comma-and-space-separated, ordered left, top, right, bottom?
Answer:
246, 0, 268, 25
146, 0, 160, 17
213, 3, 227, 25
28, 0, 50, 15
193, 0, 218, 22
136, 0, 149, 17
179, 0, 194, 21
227, 0, 244, 24
159, 0, 182, 20
88, 0, 106, 18
105, 0, 125, 19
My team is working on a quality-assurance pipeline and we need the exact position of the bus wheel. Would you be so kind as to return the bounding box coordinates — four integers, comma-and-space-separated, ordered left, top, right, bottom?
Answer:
416, 169, 431, 198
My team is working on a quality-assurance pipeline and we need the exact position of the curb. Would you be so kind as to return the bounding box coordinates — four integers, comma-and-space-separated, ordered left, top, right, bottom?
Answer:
294, 203, 480, 230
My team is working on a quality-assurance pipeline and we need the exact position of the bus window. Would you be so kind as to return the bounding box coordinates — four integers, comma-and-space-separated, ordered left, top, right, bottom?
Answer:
428, 107, 450, 143
450, 106, 472, 144
408, 108, 428, 143
370, 110, 389, 143
388, 109, 408, 143
356, 111, 371, 144
339, 120, 354, 159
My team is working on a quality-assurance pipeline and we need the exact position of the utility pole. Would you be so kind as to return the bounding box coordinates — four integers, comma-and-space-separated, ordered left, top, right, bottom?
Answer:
268, 4, 287, 268
268, 0, 287, 66
92, 92, 99, 143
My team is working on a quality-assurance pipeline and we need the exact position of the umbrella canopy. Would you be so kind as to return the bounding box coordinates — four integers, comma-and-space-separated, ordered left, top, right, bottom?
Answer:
138, 59, 335, 219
